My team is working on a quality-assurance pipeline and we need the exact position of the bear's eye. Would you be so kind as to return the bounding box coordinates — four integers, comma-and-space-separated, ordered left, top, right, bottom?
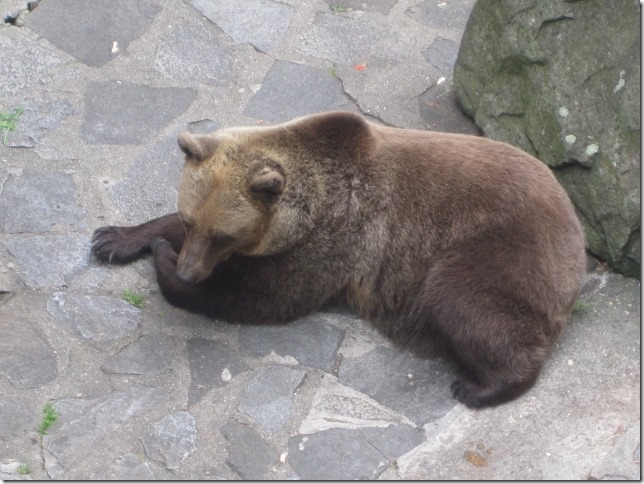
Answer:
210, 232, 234, 248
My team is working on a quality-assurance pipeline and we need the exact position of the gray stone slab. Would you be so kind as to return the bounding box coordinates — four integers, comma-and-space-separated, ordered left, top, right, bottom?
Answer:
89, 454, 155, 480
419, 83, 482, 135
396, 272, 640, 480
424, 36, 459, 78
24, 0, 162, 67
81, 81, 195, 145
590, 422, 641, 480
243, 60, 358, 123
107, 132, 184, 224
187, 338, 249, 405
338, 345, 457, 425
43, 388, 166, 479
0, 399, 35, 440
0, 260, 21, 294
0, 170, 86, 233
0, 32, 67, 97
187, 119, 220, 134
155, 21, 231, 85
0, 168, 7, 193
102, 333, 176, 375
0, 461, 32, 481
6, 234, 89, 288
0, 317, 57, 388
338, 61, 438, 128
288, 428, 388, 480
299, 374, 417, 434
238, 365, 307, 433
359, 424, 425, 459
221, 419, 278, 480
295, 12, 414, 66
1, 0, 26, 24
323, 0, 397, 15
189, 0, 295, 53
3, 96, 76, 148
405, 0, 476, 31
47, 292, 140, 344
142, 411, 197, 470
239, 314, 345, 371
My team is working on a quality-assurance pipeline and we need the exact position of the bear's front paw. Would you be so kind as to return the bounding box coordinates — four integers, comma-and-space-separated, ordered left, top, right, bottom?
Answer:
92, 225, 149, 264
151, 236, 178, 276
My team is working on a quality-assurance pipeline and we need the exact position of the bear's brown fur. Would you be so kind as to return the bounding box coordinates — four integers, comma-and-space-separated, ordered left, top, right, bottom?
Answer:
92, 110, 586, 408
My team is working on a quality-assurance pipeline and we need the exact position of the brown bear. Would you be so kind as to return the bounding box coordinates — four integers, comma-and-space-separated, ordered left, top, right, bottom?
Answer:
92, 110, 586, 408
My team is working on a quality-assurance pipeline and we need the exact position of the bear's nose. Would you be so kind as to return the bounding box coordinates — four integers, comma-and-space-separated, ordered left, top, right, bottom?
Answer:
176, 268, 198, 284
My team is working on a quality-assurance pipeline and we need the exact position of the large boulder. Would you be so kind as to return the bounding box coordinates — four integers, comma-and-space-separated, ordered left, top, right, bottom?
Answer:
454, 0, 640, 278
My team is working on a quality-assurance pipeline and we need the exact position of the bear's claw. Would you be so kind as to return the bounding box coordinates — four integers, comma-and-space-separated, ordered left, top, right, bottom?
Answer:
91, 225, 149, 264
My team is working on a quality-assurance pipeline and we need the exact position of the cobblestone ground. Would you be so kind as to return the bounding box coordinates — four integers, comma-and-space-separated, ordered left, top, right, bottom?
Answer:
0, 0, 639, 480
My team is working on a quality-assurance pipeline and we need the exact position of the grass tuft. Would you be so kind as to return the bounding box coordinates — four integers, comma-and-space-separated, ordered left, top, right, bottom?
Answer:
572, 299, 591, 315
0, 107, 24, 144
17, 463, 31, 475
122, 289, 144, 308
331, 5, 348, 13
38, 403, 59, 435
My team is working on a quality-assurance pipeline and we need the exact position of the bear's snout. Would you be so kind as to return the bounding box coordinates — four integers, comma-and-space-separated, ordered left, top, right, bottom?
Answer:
176, 267, 199, 284
176, 254, 203, 283
176, 237, 213, 284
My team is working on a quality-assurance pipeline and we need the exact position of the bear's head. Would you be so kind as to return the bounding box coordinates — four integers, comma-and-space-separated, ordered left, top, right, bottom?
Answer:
174, 129, 287, 283
174, 111, 373, 283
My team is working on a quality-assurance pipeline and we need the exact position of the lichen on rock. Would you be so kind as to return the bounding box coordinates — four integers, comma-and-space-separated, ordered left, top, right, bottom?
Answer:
454, 0, 640, 278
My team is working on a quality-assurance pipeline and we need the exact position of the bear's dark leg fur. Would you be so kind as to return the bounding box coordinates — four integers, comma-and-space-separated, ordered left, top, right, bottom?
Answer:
92, 213, 185, 263
149, 237, 325, 324
400, 301, 548, 408
94, 220, 342, 324
149, 236, 213, 314
450, 365, 541, 408
443, 321, 546, 407
401, 230, 560, 408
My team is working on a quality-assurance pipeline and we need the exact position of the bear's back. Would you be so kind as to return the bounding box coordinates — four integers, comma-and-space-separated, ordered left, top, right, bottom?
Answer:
365, 125, 580, 250
341, 123, 586, 331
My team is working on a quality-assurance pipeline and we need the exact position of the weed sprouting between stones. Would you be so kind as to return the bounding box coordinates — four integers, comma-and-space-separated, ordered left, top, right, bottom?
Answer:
122, 289, 144, 308
572, 299, 591, 315
37, 403, 59, 434
0, 107, 24, 144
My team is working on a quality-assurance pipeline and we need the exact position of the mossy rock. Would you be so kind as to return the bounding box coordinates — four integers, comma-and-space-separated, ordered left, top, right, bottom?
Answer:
454, 0, 640, 278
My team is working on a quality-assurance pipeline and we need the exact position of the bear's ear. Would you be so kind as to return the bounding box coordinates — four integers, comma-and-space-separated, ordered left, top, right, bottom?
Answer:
177, 132, 217, 162
292, 110, 373, 154
247, 163, 285, 198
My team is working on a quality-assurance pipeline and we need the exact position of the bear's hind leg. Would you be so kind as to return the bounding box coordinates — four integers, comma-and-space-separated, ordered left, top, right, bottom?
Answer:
448, 344, 545, 408
418, 274, 553, 408
92, 213, 185, 264
417, 236, 563, 408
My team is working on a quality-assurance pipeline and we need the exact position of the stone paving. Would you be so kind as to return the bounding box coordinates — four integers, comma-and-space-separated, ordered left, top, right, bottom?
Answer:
0, 0, 639, 480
